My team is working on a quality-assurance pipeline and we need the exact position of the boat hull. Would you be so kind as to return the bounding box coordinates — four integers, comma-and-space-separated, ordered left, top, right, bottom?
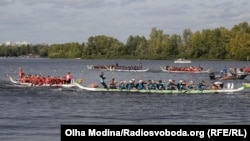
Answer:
8, 75, 75, 88
87, 65, 149, 72
74, 83, 244, 94
209, 72, 248, 80
174, 58, 191, 63
174, 61, 191, 63
160, 67, 210, 74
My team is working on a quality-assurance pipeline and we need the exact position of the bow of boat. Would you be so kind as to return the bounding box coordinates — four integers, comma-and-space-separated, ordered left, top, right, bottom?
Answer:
74, 82, 97, 91
215, 86, 245, 93
7, 75, 19, 84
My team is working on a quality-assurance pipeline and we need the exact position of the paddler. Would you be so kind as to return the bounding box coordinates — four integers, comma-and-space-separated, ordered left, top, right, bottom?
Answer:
147, 80, 156, 90
119, 80, 127, 89
156, 80, 165, 90
167, 79, 176, 90
135, 80, 146, 90
18, 67, 24, 80
99, 72, 108, 88
109, 78, 117, 89
197, 80, 207, 90
187, 80, 195, 90
65, 72, 73, 84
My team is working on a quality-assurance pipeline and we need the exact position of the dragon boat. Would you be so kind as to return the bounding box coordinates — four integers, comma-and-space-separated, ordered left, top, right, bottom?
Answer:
160, 67, 210, 74
7, 75, 76, 88
87, 65, 149, 72
209, 72, 248, 80
74, 82, 244, 94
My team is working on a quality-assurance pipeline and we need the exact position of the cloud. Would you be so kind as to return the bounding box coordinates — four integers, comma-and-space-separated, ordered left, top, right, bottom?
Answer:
0, 0, 250, 44
0, 0, 15, 6
21, 0, 108, 9
119, 0, 146, 6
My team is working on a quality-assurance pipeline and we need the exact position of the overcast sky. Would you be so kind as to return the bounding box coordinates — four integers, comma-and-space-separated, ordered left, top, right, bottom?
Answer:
0, 0, 250, 44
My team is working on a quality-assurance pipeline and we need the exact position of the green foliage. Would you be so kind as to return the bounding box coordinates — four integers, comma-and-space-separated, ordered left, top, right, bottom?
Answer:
82, 35, 123, 59
147, 27, 164, 59
125, 35, 148, 59
1, 21, 249, 60
48, 42, 83, 58
0, 45, 49, 57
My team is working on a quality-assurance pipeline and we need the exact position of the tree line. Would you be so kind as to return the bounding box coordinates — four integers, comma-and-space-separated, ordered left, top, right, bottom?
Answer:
1, 21, 250, 60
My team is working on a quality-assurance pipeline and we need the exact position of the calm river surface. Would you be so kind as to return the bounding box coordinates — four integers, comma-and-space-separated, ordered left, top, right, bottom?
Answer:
0, 58, 250, 141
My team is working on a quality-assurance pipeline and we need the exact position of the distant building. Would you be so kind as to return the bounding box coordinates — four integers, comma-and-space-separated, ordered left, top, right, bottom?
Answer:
5, 41, 13, 46
0, 41, 50, 47
3, 41, 31, 46
19, 41, 31, 46
20, 54, 40, 58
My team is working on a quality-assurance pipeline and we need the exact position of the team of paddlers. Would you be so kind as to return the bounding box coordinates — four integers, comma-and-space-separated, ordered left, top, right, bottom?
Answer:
18, 68, 73, 85
89, 63, 143, 70
164, 65, 204, 72
98, 72, 224, 91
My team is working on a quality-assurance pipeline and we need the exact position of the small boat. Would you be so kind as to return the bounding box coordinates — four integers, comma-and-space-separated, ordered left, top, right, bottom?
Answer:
243, 83, 250, 88
8, 75, 76, 88
74, 82, 244, 94
209, 72, 248, 80
160, 67, 210, 74
174, 58, 191, 64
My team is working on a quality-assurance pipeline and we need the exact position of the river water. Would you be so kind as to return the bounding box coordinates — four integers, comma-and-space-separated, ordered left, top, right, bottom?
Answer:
0, 58, 250, 141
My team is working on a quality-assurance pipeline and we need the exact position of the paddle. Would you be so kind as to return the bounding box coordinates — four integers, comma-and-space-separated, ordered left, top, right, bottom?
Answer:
182, 90, 189, 94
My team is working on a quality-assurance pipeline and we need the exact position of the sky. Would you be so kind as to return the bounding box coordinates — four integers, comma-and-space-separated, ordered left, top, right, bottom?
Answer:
0, 0, 250, 45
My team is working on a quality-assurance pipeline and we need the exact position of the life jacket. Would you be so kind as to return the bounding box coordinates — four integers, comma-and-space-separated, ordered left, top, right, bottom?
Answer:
197, 83, 203, 90
126, 83, 133, 90
176, 83, 181, 90
136, 83, 144, 90
99, 75, 104, 83
147, 83, 155, 90
188, 84, 193, 89
119, 83, 126, 89
157, 83, 164, 90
